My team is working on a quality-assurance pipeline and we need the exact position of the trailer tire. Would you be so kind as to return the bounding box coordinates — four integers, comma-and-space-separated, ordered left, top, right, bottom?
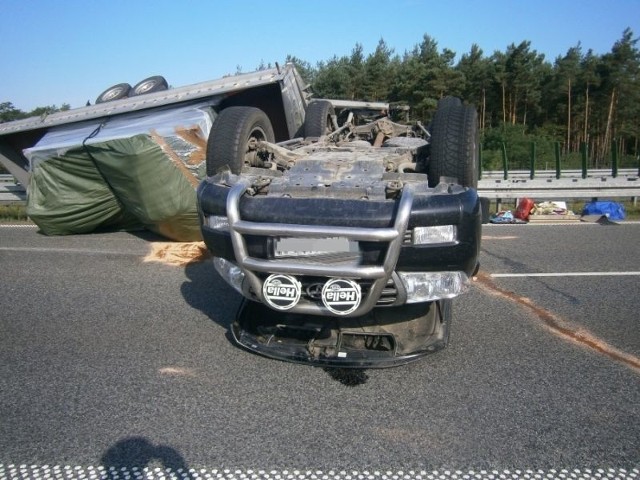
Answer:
130, 76, 169, 96
206, 106, 275, 176
428, 97, 479, 188
304, 100, 335, 138
95, 83, 132, 104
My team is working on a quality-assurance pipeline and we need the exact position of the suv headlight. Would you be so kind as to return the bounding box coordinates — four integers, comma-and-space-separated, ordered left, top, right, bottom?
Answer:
398, 271, 469, 303
412, 225, 456, 245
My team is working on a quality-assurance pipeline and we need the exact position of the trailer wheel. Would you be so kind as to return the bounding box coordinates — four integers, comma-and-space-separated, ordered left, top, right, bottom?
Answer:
304, 100, 335, 137
130, 76, 169, 96
95, 83, 131, 104
428, 97, 479, 188
206, 106, 275, 176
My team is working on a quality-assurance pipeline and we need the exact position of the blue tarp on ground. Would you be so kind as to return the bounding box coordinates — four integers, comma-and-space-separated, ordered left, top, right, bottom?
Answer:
582, 201, 626, 221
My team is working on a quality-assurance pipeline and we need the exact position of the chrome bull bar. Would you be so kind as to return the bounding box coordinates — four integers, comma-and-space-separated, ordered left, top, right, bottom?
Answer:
226, 178, 413, 317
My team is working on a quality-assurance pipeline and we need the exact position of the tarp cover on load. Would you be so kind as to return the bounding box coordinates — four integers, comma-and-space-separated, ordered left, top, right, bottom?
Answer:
24, 104, 214, 241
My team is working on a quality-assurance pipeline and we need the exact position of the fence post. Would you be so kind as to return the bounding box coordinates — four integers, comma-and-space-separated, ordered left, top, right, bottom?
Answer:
581, 142, 588, 179
611, 139, 618, 178
501, 142, 508, 180
530, 141, 536, 179
555, 142, 561, 179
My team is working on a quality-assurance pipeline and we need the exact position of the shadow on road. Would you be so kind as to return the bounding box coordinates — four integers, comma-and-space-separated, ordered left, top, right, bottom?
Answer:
101, 437, 194, 479
181, 260, 242, 330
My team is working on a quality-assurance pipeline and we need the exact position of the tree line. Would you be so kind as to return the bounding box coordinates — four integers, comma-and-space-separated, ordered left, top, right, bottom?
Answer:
0, 102, 70, 123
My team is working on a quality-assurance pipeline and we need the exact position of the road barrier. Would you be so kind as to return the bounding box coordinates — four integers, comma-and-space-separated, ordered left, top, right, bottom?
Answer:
3, 168, 639, 207
477, 168, 640, 203
0, 174, 26, 204
478, 139, 640, 205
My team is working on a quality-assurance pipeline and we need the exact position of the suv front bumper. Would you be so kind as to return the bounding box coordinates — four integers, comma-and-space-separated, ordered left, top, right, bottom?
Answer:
198, 178, 481, 318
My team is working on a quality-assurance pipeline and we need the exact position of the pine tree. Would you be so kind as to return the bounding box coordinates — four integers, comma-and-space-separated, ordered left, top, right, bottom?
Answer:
555, 44, 582, 152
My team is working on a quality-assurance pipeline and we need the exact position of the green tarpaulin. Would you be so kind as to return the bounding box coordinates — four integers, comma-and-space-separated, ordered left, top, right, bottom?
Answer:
24, 104, 213, 241
27, 134, 202, 241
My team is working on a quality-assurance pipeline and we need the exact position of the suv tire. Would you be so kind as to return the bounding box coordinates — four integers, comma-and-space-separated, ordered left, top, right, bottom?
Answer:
428, 97, 479, 188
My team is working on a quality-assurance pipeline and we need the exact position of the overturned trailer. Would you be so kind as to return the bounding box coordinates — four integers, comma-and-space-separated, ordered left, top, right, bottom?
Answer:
0, 65, 313, 240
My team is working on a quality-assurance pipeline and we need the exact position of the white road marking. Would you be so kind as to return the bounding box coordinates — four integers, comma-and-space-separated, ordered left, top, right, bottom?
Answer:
0, 465, 637, 480
491, 272, 640, 278
0, 246, 140, 256
484, 221, 640, 226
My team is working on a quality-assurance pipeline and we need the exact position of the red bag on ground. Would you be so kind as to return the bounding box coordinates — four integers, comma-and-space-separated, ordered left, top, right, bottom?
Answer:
515, 198, 535, 220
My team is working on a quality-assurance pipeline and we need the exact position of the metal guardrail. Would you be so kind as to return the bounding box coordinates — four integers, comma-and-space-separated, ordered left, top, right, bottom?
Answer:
477, 169, 640, 201
3, 168, 640, 206
0, 174, 26, 204
480, 168, 638, 180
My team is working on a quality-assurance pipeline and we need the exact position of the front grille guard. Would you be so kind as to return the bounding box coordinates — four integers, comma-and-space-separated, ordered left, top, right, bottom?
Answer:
226, 178, 413, 317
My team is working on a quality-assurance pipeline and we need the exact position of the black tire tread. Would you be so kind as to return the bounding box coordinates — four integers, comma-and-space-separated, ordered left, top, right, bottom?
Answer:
206, 106, 274, 176
95, 83, 131, 104
131, 76, 169, 96
428, 98, 478, 188
304, 100, 335, 137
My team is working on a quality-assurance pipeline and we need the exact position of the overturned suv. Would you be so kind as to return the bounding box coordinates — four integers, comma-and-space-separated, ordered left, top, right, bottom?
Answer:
197, 98, 482, 367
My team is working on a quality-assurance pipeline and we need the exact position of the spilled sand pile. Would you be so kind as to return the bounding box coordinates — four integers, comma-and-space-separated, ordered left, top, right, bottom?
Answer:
144, 241, 211, 266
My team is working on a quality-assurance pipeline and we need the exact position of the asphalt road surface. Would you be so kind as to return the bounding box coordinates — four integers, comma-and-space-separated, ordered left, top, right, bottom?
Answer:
0, 223, 638, 480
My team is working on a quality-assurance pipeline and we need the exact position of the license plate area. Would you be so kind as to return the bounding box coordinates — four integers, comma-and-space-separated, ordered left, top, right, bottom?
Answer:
274, 237, 359, 258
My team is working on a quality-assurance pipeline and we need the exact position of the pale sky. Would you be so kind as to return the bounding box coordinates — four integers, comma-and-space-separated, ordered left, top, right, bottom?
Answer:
2, 0, 639, 111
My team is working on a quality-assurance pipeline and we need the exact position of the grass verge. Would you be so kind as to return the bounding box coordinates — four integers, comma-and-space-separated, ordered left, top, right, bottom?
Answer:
0, 204, 31, 223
